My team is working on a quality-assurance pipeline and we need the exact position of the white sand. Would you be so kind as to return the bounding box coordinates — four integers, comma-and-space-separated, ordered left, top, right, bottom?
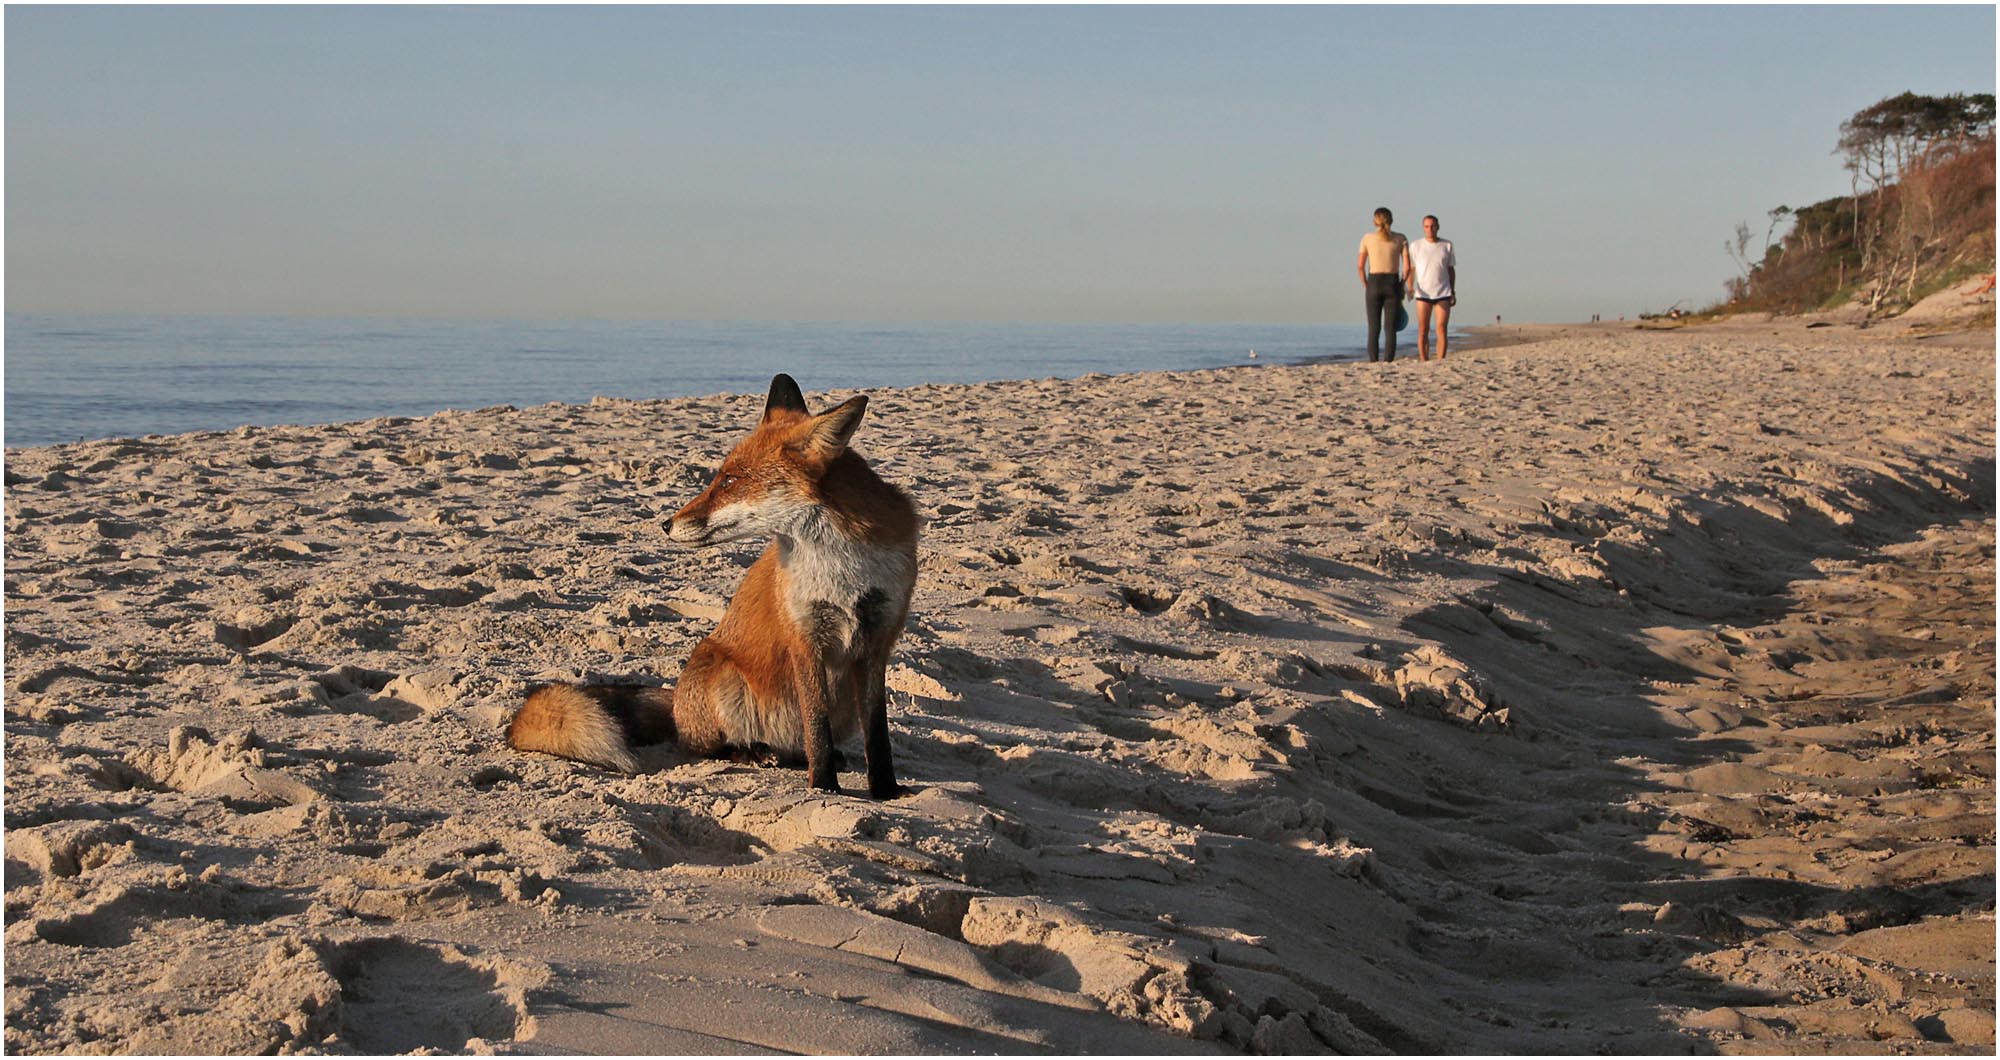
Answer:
5, 318, 1993, 1053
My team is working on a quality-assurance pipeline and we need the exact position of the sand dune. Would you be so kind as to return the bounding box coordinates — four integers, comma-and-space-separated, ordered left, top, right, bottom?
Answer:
5, 318, 1992, 1053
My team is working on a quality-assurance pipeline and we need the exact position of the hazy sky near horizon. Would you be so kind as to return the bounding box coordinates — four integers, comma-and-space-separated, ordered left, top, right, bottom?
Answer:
7, 5, 1995, 324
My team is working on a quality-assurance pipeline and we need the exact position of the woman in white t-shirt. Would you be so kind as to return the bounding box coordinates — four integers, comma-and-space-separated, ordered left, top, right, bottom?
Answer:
1403, 214, 1457, 361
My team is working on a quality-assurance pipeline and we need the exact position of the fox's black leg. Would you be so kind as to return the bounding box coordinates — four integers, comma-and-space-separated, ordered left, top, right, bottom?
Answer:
863, 675, 901, 800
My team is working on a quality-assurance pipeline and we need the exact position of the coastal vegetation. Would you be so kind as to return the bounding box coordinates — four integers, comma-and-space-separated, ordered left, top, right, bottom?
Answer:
1719, 91, 1995, 317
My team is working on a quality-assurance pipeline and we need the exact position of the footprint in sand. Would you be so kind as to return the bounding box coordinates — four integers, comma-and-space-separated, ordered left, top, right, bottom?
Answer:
321, 937, 544, 1053
211, 609, 297, 653
7, 863, 253, 950
125, 726, 322, 811
307, 665, 457, 723
8, 820, 138, 881
1117, 584, 1177, 614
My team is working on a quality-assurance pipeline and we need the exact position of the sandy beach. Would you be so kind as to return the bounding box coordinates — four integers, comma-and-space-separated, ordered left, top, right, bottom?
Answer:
4, 317, 1993, 1054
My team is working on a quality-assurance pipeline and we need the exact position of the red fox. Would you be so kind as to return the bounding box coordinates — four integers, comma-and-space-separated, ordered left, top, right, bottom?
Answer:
507, 374, 918, 798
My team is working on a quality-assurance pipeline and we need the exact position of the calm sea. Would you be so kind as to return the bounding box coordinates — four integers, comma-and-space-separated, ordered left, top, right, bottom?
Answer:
3, 314, 1399, 449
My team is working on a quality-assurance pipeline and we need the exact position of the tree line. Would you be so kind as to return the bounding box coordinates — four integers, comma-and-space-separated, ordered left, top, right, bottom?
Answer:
1724, 91, 1995, 315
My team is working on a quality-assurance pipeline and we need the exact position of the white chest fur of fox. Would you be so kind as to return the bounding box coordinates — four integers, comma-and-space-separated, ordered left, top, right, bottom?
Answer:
779, 527, 916, 653
707, 533, 915, 753
506, 374, 919, 799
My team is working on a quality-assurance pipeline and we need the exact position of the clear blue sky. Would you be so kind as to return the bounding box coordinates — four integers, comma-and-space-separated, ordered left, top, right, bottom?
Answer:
6, 5, 1994, 323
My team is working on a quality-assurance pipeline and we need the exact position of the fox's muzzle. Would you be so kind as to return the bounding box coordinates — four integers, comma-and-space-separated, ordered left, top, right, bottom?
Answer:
666, 514, 708, 544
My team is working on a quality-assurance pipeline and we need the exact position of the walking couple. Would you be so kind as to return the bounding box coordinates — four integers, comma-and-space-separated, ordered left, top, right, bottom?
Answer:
1355, 207, 1456, 362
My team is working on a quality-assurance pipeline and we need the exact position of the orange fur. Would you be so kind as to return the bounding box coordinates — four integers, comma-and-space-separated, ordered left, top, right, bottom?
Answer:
505, 375, 918, 798
506, 685, 643, 773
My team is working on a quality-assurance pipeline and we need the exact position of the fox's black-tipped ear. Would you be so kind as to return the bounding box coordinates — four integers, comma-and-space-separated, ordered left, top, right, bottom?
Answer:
764, 374, 808, 421
805, 396, 867, 457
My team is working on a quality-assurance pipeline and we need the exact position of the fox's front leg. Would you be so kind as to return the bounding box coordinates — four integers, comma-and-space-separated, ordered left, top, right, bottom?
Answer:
860, 663, 901, 800
794, 653, 841, 793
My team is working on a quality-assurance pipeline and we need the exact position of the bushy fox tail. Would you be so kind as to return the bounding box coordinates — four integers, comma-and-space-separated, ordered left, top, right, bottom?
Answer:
506, 684, 676, 772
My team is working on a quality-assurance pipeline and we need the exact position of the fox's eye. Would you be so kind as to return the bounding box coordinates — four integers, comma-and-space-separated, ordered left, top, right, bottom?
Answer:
718, 474, 740, 490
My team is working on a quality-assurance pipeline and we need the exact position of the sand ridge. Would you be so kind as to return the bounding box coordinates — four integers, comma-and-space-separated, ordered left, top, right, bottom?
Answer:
4, 320, 1993, 1053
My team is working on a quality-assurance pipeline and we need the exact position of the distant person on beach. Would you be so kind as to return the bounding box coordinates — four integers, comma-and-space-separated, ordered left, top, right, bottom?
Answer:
1356, 207, 1409, 362
1403, 214, 1456, 361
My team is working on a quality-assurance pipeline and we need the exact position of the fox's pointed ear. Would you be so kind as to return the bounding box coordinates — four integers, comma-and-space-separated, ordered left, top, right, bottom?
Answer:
804, 396, 867, 457
764, 374, 808, 421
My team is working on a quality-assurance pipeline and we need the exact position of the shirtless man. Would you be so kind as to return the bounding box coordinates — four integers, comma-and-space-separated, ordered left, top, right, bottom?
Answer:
1404, 215, 1457, 361
1355, 207, 1409, 363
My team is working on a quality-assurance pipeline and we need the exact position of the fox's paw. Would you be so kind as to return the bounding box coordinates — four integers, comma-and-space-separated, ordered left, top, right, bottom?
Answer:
730, 743, 785, 768
867, 780, 906, 801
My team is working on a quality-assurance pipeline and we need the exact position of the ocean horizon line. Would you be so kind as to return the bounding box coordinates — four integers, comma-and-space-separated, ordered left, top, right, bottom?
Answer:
7, 309, 1368, 330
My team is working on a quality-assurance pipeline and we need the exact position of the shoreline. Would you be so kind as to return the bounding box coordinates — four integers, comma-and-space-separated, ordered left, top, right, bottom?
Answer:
5, 320, 1994, 1053
4, 317, 1521, 454
1461, 309, 2000, 353
21, 310, 1984, 456
1458, 320, 1627, 351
